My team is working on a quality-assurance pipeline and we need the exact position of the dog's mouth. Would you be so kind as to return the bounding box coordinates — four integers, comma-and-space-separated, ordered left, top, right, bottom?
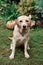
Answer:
22, 28, 27, 33
21, 28, 28, 36
22, 25, 27, 30
22, 28, 27, 31
19, 27, 28, 36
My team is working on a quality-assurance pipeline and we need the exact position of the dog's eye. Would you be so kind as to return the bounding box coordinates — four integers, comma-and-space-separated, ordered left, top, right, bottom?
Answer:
26, 20, 29, 22
19, 20, 22, 22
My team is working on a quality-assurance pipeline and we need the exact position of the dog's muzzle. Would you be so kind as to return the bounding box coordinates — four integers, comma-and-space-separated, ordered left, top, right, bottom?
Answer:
23, 25, 26, 30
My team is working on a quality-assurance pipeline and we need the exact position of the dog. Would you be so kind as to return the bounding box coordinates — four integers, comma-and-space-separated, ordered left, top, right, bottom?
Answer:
9, 15, 32, 59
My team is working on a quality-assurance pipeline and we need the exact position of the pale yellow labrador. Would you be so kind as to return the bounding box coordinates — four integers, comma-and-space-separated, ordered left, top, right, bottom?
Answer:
9, 15, 34, 59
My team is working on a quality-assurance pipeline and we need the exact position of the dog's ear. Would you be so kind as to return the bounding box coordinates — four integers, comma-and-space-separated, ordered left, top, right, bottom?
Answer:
28, 15, 35, 28
28, 15, 32, 20
11, 19, 19, 29
28, 15, 32, 27
30, 20, 35, 28
13, 20, 18, 25
15, 19, 21, 28
14, 19, 19, 26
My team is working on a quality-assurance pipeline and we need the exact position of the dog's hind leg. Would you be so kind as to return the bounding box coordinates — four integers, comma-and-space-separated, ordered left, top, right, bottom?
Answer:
27, 45, 30, 50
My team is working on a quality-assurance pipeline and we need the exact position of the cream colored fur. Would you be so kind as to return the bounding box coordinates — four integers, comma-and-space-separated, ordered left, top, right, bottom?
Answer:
9, 15, 32, 59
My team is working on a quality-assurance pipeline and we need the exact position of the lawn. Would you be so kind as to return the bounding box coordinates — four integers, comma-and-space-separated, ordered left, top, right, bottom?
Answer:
0, 22, 43, 65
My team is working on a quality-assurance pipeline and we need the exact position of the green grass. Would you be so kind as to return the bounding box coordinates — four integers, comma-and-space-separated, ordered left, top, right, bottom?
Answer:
0, 22, 43, 65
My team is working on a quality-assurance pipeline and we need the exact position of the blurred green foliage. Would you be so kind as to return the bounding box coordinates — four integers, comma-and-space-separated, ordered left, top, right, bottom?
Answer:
0, 0, 20, 22
0, 0, 43, 22
18, 0, 36, 15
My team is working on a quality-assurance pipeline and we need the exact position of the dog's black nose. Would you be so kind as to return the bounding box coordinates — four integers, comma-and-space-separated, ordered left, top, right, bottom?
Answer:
23, 25, 26, 29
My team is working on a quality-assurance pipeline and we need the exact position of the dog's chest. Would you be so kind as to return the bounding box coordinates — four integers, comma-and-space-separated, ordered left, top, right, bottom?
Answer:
14, 34, 25, 46
13, 25, 28, 45
15, 32, 25, 41
16, 33, 26, 45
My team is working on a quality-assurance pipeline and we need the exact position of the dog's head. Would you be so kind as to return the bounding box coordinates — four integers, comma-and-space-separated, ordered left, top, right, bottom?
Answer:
16, 15, 32, 31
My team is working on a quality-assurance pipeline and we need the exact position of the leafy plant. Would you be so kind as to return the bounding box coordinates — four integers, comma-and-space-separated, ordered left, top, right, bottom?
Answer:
18, 0, 36, 15
0, 1, 20, 22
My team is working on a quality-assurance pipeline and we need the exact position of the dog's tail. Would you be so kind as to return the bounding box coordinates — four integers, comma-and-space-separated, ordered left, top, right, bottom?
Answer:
8, 37, 13, 40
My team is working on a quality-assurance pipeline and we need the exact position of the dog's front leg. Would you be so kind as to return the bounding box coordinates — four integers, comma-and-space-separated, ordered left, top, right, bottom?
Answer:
9, 39, 16, 59
24, 40, 30, 58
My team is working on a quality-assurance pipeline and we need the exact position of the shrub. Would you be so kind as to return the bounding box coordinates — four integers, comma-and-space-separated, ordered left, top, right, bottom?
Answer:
0, 1, 20, 22
18, 0, 36, 15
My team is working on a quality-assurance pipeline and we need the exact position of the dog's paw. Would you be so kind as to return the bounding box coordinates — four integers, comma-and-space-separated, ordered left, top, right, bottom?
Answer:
25, 53, 30, 59
9, 54, 14, 59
